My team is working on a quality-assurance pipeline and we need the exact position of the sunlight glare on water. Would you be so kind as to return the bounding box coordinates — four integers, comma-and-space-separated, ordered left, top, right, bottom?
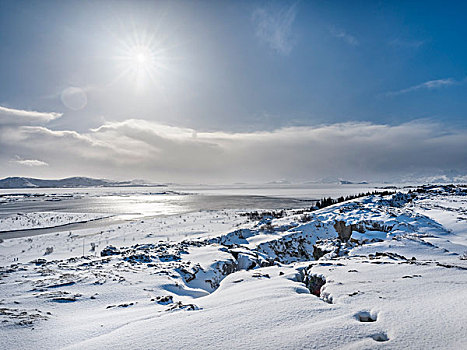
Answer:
98, 194, 188, 220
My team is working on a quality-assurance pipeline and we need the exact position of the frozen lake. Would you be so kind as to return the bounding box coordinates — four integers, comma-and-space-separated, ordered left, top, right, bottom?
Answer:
0, 183, 386, 238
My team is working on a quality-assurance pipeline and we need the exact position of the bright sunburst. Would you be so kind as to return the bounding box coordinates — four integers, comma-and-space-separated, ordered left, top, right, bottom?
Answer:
113, 28, 170, 89
128, 46, 153, 70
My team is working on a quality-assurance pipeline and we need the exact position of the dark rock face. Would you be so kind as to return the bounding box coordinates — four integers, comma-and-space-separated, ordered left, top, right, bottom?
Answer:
333, 221, 353, 241
305, 274, 326, 297
155, 296, 173, 305
295, 267, 327, 297
257, 235, 313, 263
124, 254, 152, 263
100, 246, 121, 257
312, 243, 334, 260
166, 301, 199, 311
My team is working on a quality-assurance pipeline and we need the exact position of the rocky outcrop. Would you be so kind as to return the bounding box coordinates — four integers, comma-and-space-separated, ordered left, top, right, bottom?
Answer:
333, 220, 353, 241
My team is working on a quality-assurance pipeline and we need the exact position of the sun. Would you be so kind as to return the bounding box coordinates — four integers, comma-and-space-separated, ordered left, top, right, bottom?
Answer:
113, 29, 170, 89
128, 46, 153, 69
135, 52, 148, 64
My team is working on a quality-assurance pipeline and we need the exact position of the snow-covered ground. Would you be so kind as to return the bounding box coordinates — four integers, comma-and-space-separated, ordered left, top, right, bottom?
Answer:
0, 185, 466, 349
0, 212, 112, 232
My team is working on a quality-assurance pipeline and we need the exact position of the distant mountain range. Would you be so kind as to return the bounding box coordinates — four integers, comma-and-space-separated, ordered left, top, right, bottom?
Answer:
0, 177, 163, 189
303, 177, 369, 185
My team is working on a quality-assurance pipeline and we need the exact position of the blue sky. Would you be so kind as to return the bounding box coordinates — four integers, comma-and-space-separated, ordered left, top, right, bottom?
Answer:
0, 0, 466, 182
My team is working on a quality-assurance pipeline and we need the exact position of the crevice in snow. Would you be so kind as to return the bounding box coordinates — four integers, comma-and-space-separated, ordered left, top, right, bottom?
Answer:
296, 267, 329, 301
371, 332, 389, 342
355, 311, 377, 322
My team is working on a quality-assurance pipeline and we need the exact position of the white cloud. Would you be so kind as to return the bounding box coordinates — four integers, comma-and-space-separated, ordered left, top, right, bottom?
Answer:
0, 105, 62, 125
1, 116, 466, 183
10, 157, 48, 167
252, 2, 298, 55
329, 27, 358, 46
386, 78, 458, 96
